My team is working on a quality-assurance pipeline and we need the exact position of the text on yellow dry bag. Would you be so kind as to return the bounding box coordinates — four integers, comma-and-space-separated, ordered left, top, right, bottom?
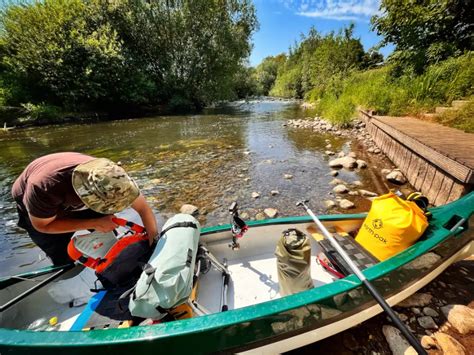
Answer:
355, 192, 429, 261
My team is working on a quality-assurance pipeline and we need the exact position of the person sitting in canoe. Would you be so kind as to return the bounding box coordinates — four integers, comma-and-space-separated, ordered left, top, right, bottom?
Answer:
11, 152, 158, 265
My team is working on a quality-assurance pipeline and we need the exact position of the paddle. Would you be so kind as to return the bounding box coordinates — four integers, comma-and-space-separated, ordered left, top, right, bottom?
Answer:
296, 200, 427, 355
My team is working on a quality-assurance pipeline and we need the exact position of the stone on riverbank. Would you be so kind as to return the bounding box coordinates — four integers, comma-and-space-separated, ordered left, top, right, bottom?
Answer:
324, 200, 337, 209
180, 204, 199, 216
264, 208, 278, 218
329, 157, 357, 169
433, 332, 466, 354
417, 316, 438, 329
359, 189, 378, 197
423, 307, 439, 318
397, 293, 433, 308
420, 336, 437, 350
356, 159, 367, 168
382, 325, 417, 355
333, 184, 349, 194
339, 199, 355, 209
440, 304, 474, 334
387, 170, 407, 184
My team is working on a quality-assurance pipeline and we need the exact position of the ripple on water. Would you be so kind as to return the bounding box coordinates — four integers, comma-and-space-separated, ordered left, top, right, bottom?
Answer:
0, 100, 394, 276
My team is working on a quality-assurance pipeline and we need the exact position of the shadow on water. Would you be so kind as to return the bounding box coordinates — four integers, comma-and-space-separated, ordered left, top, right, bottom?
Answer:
0, 99, 387, 276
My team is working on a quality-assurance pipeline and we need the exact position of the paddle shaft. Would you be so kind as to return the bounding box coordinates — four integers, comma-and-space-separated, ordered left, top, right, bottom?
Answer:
298, 201, 427, 355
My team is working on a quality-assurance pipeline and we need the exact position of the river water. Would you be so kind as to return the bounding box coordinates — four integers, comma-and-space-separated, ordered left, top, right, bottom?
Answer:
0, 99, 391, 277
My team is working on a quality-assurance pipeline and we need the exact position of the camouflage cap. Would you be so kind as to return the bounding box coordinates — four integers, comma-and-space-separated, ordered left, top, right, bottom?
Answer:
72, 158, 140, 214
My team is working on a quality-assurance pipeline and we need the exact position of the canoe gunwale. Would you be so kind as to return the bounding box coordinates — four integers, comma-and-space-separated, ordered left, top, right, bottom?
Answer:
0, 192, 473, 352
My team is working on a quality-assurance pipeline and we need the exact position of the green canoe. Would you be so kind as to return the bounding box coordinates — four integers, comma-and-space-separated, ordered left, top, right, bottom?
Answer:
0, 193, 473, 354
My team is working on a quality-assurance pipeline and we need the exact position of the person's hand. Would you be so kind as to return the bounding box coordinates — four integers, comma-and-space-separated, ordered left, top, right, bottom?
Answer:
94, 215, 118, 233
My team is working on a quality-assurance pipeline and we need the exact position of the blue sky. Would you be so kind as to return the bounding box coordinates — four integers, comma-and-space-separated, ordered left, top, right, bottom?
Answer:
249, 0, 394, 66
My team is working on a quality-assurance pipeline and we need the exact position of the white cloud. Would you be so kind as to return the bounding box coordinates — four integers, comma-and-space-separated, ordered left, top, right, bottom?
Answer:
282, 0, 381, 22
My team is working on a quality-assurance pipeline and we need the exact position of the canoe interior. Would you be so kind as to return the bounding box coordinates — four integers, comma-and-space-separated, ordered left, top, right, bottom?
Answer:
1, 218, 367, 331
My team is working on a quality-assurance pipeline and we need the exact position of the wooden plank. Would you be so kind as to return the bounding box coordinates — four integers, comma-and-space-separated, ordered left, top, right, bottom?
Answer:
414, 160, 429, 191
421, 163, 437, 202
445, 182, 467, 204
426, 168, 444, 203
371, 118, 473, 183
392, 144, 403, 167
399, 150, 413, 177
406, 155, 422, 186
434, 176, 454, 206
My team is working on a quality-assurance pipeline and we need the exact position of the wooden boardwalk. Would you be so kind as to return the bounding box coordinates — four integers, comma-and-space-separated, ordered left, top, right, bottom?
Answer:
359, 111, 474, 206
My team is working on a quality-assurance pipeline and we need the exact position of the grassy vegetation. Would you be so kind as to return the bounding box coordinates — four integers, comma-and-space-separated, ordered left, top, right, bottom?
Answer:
311, 52, 474, 126
435, 99, 474, 133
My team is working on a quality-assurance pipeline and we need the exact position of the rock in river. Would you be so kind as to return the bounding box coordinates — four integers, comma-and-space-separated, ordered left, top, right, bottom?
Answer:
284, 174, 293, 179
329, 157, 357, 169
270, 190, 280, 196
251, 192, 260, 199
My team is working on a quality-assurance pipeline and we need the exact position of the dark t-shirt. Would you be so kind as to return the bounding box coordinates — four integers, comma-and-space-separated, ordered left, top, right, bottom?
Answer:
12, 152, 94, 218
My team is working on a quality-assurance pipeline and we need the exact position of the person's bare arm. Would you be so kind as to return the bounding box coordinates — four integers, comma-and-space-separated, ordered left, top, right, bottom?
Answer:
30, 214, 118, 234
131, 194, 158, 244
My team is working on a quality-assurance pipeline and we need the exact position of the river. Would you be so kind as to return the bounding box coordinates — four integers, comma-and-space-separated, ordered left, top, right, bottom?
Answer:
0, 99, 392, 277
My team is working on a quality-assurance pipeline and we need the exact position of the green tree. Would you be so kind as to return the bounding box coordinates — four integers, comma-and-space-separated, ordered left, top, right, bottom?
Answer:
0, 0, 258, 112
254, 54, 286, 95
372, 0, 474, 73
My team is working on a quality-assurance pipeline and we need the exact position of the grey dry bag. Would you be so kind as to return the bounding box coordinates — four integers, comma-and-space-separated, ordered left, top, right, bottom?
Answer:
128, 214, 201, 319
275, 228, 313, 296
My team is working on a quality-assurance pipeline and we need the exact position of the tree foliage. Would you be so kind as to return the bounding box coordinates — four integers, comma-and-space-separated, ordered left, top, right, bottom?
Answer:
0, 0, 258, 112
269, 25, 381, 99
372, 0, 474, 73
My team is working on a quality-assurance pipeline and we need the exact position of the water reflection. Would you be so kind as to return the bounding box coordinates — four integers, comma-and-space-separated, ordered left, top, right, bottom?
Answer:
0, 100, 381, 276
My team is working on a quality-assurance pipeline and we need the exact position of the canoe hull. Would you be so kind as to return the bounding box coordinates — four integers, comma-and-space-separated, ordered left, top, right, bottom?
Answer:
1, 193, 473, 354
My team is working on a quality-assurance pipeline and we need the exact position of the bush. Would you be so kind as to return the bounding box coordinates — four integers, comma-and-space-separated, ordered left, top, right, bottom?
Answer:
435, 99, 474, 133
311, 52, 474, 125
20, 103, 62, 124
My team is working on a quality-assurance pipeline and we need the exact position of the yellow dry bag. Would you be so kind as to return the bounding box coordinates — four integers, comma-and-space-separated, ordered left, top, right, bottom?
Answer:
355, 192, 429, 261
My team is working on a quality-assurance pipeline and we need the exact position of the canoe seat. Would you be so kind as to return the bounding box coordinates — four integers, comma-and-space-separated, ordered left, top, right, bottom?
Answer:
318, 234, 378, 277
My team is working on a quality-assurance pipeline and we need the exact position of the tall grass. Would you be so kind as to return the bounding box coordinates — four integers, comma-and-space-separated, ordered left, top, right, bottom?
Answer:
312, 52, 474, 126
